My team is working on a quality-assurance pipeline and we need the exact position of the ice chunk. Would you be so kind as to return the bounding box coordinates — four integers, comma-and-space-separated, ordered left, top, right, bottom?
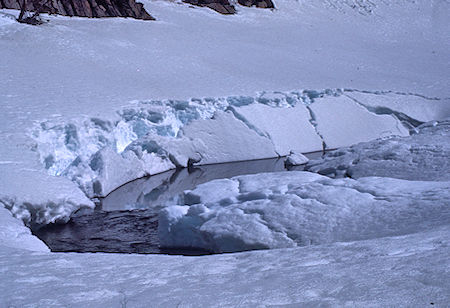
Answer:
182, 111, 277, 165
284, 151, 309, 166
310, 95, 409, 149
234, 104, 323, 155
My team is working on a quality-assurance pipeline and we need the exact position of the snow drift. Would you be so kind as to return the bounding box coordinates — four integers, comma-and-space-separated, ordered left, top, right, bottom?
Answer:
159, 171, 450, 253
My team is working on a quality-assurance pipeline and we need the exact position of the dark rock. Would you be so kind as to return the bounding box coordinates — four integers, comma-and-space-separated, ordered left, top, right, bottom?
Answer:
0, 0, 154, 20
238, 0, 274, 8
183, 0, 236, 14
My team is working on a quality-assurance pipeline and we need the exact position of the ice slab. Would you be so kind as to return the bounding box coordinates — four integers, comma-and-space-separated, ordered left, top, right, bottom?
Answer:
310, 95, 410, 149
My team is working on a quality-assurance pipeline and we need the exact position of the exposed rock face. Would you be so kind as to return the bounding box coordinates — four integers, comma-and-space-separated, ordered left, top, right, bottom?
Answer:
184, 0, 274, 14
183, 0, 236, 14
238, 0, 274, 8
0, 0, 154, 20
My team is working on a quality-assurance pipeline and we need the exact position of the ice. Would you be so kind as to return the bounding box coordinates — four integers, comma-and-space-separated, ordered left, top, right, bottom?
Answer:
27, 89, 435, 201
0, 167, 93, 226
233, 103, 322, 155
305, 118, 450, 180
310, 95, 410, 149
344, 90, 450, 124
159, 171, 450, 253
284, 151, 309, 166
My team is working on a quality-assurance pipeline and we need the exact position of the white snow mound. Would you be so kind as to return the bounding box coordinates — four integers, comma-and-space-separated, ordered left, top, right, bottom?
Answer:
159, 171, 450, 253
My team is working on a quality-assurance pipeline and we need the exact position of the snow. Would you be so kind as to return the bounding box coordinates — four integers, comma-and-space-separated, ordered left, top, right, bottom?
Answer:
0, 167, 94, 226
159, 171, 450, 252
0, 206, 49, 252
1, 0, 449, 219
0, 0, 449, 305
1, 226, 449, 307
305, 118, 450, 180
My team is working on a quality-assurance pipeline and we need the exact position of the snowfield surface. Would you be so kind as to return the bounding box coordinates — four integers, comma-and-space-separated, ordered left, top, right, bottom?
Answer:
306, 118, 450, 180
1, 0, 450, 306
1, 226, 449, 307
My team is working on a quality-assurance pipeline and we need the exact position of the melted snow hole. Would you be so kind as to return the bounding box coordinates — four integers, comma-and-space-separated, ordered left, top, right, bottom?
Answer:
33, 154, 321, 255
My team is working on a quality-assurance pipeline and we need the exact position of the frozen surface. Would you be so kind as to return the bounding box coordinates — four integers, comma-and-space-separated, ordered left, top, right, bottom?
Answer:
1, 0, 450, 223
1, 226, 449, 307
159, 171, 450, 252
306, 119, 450, 180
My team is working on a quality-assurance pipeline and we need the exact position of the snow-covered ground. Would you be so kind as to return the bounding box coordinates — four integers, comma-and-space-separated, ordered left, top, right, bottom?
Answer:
1, 226, 449, 307
1, 0, 450, 306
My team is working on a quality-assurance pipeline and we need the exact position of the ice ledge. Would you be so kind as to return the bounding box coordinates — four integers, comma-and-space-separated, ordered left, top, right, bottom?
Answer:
28, 88, 446, 202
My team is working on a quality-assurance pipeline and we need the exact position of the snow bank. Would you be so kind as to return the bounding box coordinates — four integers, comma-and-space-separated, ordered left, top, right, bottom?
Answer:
31, 89, 432, 198
0, 206, 49, 252
159, 171, 450, 253
305, 118, 450, 180
0, 167, 94, 226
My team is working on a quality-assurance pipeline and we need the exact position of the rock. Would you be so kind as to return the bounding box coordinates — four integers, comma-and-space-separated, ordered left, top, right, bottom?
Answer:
0, 0, 154, 20
238, 0, 274, 9
183, 0, 236, 14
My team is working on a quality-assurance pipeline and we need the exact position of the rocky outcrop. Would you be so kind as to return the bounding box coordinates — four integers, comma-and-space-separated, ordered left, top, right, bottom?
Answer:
183, 0, 236, 14
238, 0, 274, 9
184, 0, 274, 14
0, 0, 154, 20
